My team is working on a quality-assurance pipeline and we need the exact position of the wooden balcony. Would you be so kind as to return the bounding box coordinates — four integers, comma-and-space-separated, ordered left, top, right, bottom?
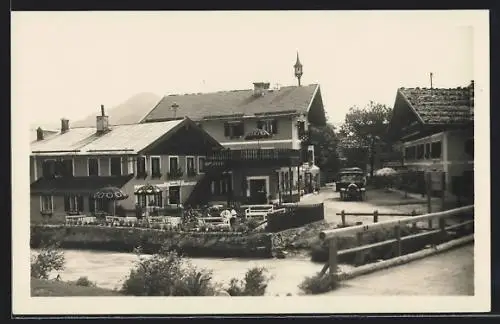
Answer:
206, 148, 301, 167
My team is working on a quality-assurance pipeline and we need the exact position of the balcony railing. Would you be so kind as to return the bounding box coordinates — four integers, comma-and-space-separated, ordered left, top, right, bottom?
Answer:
206, 148, 301, 164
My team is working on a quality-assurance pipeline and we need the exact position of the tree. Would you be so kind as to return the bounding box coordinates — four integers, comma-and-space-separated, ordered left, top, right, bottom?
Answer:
338, 101, 392, 176
302, 122, 340, 182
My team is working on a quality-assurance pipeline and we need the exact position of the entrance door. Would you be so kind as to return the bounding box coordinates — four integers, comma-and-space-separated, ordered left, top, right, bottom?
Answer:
249, 179, 267, 204
168, 186, 181, 206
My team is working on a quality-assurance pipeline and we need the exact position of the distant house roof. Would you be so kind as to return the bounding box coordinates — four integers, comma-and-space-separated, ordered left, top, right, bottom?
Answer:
30, 118, 219, 156
30, 175, 134, 195
141, 84, 320, 122
398, 83, 474, 125
387, 81, 474, 141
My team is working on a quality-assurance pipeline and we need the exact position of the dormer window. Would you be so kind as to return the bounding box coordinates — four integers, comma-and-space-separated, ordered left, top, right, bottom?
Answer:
257, 119, 278, 135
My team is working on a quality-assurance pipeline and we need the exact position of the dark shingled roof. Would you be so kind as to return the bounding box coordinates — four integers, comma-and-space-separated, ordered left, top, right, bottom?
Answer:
141, 84, 319, 122
30, 175, 134, 195
398, 83, 474, 125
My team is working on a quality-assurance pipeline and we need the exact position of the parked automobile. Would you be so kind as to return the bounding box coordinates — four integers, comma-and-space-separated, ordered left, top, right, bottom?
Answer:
336, 168, 366, 201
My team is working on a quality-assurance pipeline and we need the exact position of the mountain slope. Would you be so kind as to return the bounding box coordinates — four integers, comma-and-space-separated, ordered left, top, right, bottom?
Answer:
72, 92, 161, 127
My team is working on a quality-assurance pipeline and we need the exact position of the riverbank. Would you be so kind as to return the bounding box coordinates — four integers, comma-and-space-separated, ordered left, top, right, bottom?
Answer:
30, 225, 274, 258
31, 278, 122, 296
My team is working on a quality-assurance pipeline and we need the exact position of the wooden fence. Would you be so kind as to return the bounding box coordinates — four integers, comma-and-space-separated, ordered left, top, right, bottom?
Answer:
318, 205, 474, 280
266, 203, 325, 232
336, 210, 419, 227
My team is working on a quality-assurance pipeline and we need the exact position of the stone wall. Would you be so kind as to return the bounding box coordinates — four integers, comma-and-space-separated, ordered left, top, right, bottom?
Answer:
30, 225, 274, 258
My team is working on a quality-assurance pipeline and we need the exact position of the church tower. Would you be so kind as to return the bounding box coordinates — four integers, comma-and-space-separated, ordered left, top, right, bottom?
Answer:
294, 51, 303, 86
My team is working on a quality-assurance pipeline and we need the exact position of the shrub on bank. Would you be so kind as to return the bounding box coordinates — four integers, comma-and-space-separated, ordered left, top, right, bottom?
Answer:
30, 241, 65, 280
74, 276, 96, 287
226, 267, 272, 296
120, 245, 272, 296
298, 272, 339, 295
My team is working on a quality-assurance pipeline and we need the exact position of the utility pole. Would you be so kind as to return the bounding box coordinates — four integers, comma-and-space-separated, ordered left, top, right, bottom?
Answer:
430, 72, 434, 89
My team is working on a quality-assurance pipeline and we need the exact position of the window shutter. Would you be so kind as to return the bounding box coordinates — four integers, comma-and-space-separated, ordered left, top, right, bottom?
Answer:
64, 196, 70, 212
89, 197, 95, 213
224, 123, 230, 137
78, 196, 84, 211
239, 122, 245, 136
272, 119, 278, 134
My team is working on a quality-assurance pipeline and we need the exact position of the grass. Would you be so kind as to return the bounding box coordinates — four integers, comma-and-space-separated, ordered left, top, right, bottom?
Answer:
31, 278, 123, 297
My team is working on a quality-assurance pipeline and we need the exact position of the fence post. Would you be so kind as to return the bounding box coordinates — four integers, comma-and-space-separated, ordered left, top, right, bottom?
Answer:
426, 172, 432, 214
373, 210, 379, 223
395, 225, 402, 257
441, 171, 446, 211
341, 210, 346, 227
438, 217, 447, 243
355, 232, 364, 265
328, 238, 338, 282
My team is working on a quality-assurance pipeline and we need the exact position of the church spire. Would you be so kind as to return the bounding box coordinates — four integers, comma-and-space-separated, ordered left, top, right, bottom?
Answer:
294, 51, 303, 86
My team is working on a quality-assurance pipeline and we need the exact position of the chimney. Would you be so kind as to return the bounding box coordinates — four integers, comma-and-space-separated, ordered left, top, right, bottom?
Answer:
36, 127, 44, 141
61, 118, 69, 133
96, 104, 110, 134
253, 82, 270, 97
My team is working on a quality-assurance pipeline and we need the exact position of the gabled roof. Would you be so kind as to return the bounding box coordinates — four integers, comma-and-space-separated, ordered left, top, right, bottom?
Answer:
30, 118, 212, 155
141, 84, 319, 122
31, 127, 99, 153
398, 83, 474, 125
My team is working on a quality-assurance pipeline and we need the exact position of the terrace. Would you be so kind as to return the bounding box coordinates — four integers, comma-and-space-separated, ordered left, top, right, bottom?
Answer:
206, 148, 301, 167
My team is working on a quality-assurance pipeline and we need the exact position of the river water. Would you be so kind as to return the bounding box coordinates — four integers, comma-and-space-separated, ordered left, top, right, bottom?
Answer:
32, 249, 353, 296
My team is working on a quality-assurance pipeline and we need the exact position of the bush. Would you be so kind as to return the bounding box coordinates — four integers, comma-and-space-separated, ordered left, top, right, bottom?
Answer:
298, 272, 339, 295
120, 247, 219, 296
226, 267, 272, 296
246, 219, 260, 231
74, 276, 95, 287
31, 241, 65, 280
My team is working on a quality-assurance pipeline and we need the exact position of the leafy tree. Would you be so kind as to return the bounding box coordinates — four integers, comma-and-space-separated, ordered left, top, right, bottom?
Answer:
337, 101, 392, 175
31, 242, 65, 280
302, 122, 340, 182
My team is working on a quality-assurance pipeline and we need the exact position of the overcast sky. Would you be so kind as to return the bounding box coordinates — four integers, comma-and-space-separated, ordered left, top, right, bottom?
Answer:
12, 11, 477, 128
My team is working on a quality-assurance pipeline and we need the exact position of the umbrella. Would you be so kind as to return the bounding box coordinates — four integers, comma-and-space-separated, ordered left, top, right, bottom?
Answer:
374, 167, 397, 177
93, 186, 129, 200
93, 186, 128, 216
134, 183, 162, 195
134, 184, 163, 217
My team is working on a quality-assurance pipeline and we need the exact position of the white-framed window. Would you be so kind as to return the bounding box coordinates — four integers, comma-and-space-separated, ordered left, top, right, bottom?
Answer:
40, 195, 53, 212
127, 156, 135, 175
198, 156, 206, 174
110, 157, 122, 176
257, 119, 278, 134
88, 157, 99, 176
186, 156, 196, 176
150, 156, 162, 178
64, 195, 84, 213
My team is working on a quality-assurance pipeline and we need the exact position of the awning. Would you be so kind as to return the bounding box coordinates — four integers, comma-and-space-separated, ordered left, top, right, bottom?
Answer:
30, 175, 134, 195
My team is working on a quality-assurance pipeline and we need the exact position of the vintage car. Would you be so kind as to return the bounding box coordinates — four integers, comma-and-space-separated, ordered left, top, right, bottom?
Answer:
336, 169, 366, 201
